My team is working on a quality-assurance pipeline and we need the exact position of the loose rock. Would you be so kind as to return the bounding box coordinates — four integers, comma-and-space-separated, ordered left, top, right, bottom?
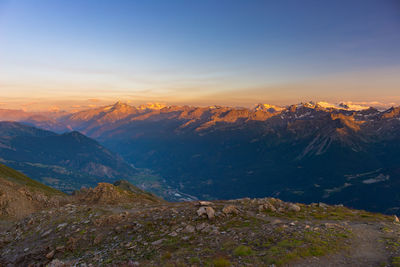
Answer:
45, 250, 55, 259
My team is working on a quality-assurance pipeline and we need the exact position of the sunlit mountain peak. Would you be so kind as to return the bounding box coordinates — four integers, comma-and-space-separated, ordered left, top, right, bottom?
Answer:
137, 103, 167, 110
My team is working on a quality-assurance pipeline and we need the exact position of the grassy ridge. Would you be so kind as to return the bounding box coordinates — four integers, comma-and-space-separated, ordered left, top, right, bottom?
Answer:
0, 163, 65, 196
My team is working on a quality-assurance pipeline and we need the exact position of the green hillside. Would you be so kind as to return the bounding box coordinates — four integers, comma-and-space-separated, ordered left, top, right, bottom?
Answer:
0, 163, 65, 196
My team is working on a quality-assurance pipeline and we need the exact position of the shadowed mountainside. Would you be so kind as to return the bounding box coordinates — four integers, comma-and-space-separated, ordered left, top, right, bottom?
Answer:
52, 102, 400, 214
0, 122, 139, 193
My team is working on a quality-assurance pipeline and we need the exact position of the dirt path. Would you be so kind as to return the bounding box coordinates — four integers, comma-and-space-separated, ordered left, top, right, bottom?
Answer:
293, 222, 390, 267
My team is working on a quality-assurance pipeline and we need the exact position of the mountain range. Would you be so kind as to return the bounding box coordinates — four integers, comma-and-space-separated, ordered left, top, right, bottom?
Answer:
1, 101, 400, 213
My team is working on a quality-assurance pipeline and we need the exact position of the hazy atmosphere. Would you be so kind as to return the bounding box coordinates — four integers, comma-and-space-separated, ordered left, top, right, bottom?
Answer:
0, 0, 399, 111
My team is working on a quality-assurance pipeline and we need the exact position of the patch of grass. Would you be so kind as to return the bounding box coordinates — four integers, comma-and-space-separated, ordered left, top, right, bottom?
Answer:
104, 258, 113, 264
261, 229, 351, 266
381, 227, 393, 233
233, 245, 253, 256
143, 249, 157, 260
221, 240, 236, 251
164, 236, 181, 251
220, 216, 261, 231
277, 239, 303, 248
392, 256, 400, 267
213, 256, 231, 267
189, 257, 201, 264
263, 204, 390, 223
382, 236, 400, 252
336, 232, 350, 238
161, 252, 172, 261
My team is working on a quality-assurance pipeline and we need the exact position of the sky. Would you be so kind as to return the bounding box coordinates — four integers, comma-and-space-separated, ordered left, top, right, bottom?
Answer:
0, 0, 399, 111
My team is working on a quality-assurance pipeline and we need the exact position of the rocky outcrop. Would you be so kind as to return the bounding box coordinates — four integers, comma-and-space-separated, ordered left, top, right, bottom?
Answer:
73, 182, 161, 205
257, 198, 301, 213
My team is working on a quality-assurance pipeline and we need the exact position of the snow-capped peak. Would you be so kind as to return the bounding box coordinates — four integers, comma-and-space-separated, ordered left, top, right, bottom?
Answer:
316, 101, 337, 109
337, 102, 370, 111
254, 103, 284, 112
316, 101, 370, 111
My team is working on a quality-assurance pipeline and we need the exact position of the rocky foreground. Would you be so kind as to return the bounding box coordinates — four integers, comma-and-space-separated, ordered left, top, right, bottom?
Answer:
1, 182, 400, 266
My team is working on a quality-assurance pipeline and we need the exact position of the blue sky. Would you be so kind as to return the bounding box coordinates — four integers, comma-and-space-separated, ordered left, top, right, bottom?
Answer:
0, 0, 399, 110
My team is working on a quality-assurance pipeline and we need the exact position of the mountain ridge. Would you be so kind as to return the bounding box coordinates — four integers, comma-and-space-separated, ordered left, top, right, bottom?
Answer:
3, 101, 398, 134
0, 163, 66, 219
0, 122, 139, 193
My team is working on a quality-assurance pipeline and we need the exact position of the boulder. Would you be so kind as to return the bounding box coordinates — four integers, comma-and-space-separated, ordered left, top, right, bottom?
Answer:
168, 231, 178, 237
259, 202, 277, 212
318, 202, 329, 208
197, 206, 215, 219
271, 219, 283, 225
222, 205, 239, 215
182, 225, 195, 233
198, 201, 213, 206
288, 204, 301, 212
151, 239, 164, 246
196, 222, 209, 231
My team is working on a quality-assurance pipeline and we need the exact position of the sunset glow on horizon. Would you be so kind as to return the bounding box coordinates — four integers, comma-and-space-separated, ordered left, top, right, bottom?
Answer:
0, 0, 399, 111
